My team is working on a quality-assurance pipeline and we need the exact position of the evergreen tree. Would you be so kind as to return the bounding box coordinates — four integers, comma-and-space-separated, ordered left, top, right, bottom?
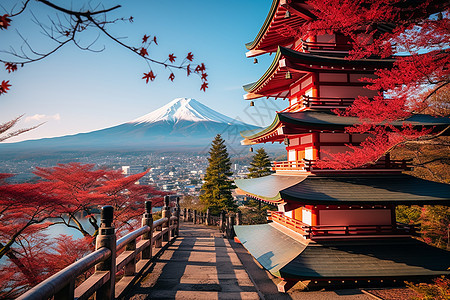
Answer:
200, 134, 236, 215
247, 148, 273, 178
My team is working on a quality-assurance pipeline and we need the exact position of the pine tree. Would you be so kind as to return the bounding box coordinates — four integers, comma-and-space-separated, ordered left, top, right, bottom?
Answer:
200, 134, 236, 215
247, 148, 273, 178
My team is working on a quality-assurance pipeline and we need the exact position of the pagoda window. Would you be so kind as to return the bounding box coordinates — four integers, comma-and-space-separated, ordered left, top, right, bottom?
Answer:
320, 146, 352, 158
288, 149, 297, 162
316, 34, 336, 44
319, 73, 348, 83
302, 208, 313, 226
319, 133, 350, 143
356, 33, 373, 45
351, 133, 371, 143
319, 209, 392, 226
301, 134, 313, 145
305, 146, 314, 160
349, 73, 378, 83
319, 85, 378, 98
301, 76, 313, 89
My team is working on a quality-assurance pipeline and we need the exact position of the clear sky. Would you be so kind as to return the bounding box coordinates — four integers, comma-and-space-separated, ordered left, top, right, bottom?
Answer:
1, 0, 285, 142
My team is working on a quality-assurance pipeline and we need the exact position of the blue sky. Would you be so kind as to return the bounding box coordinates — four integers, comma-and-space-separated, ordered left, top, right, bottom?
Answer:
1, 0, 284, 142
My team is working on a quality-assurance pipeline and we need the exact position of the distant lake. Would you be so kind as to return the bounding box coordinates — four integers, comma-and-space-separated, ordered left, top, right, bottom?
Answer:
43, 207, 163, 240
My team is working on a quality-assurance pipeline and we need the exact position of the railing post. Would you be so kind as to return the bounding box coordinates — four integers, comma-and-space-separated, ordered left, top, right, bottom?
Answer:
193, 210, 197, 224
162, 195, 171, 242
206, 208, 211, 226
226, 215, 235, 239
219, 211, 226, 233
183, 208, 187, 222
187, 208, 192, 222
175, 196, 181, 236
95, 206, 116, 300
236, 210, 242, 226
141, 200, 153, 259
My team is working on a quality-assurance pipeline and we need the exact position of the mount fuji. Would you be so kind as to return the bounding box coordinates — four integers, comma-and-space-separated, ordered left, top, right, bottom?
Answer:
0, 98, 260, 153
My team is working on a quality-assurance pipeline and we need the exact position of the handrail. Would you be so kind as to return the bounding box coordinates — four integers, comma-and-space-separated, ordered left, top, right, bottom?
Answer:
269, 211, 416, 239
17, 247, 111, 300
272, 160, 305, 171
116, 225, 151, 251
303, 158, 412, 171
18, 196, 181, 300
300, 39, 353, 52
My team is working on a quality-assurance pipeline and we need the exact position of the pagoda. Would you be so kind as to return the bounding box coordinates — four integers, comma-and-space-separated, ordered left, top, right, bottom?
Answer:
233, 0, 450, 292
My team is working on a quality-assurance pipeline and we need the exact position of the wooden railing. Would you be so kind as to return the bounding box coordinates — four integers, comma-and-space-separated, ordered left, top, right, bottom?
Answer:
300, 39, 353, 52
18, 196, 180, 300
302, 95, 355, 108
303, 158, 413, 172
180, 208, 242, 239
269, 211, 417, 239
272, 160, 305, 171
277, 95, 356, 113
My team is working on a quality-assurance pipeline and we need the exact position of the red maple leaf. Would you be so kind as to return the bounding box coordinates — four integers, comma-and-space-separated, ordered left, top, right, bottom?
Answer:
201, 73, 208, 81
186, 64, 191, 76
168, 53, 176, 63
198, 63, 206, 72
5, 63, 17, 73
168, 73, 175, 82
200, 82, 208, 92
139, 47, 148, 57
142, 71, 156, 83
129, 16, 134, 23
194, 65, 201, 73
186, 52, 194, 62
142, 35, 149, 43
0, 14, 11, 30
0, 80, 11, 94
153, 36, 158, 45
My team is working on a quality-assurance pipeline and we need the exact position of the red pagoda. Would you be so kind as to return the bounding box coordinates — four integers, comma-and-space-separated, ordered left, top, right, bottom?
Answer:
233, 0, 450, 292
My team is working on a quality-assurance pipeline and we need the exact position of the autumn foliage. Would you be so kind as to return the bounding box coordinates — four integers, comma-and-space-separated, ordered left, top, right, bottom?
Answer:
298, 0, 449, 168
0, 1, 208, 97
0, 163, 168, 298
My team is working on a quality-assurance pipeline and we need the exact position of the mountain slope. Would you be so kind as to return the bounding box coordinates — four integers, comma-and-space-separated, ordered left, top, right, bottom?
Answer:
0, 98, 259, 152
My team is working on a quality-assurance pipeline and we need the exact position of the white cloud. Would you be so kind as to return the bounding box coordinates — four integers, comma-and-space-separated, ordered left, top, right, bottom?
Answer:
25, 113, 61, 122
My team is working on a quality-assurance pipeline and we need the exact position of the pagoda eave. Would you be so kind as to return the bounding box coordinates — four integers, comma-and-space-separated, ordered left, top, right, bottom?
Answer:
245, 0, 312, 55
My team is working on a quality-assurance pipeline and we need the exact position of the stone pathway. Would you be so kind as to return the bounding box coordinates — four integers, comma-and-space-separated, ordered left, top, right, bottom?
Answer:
126, 223, 375, 300
125, 223, 260, 300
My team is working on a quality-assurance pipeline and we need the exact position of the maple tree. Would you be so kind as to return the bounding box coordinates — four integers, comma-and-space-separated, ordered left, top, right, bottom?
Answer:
295, 0, 449, 169
0, 0, 208, 97
0, 163, 168, 297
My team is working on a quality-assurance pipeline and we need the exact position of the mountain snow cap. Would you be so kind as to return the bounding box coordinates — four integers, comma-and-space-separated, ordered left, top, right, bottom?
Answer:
130, 98, 245, 125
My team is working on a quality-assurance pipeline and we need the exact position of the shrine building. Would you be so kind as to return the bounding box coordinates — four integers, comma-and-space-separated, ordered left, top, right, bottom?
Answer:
233, 0, 450, 292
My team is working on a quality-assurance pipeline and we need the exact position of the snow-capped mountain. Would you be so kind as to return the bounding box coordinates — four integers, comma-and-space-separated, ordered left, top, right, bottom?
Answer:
0, 98, 260, 153
132, 98, 247, 125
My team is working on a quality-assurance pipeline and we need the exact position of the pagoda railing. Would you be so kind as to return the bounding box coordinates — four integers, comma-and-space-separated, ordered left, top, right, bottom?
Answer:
303, 158, 413, 172
302, 95, 355, 108
272, 160, 305, 171
269, 211, 417, 239
300, 39, 353, 52
277, 95, 356, 113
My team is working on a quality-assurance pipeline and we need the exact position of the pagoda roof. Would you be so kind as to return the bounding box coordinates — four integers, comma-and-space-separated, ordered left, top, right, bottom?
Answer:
243, 47, 394, 100
240, 110, 450, 143
245, 0, 315, 57
234, 174, 450, 206
235, 223, 450, 279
